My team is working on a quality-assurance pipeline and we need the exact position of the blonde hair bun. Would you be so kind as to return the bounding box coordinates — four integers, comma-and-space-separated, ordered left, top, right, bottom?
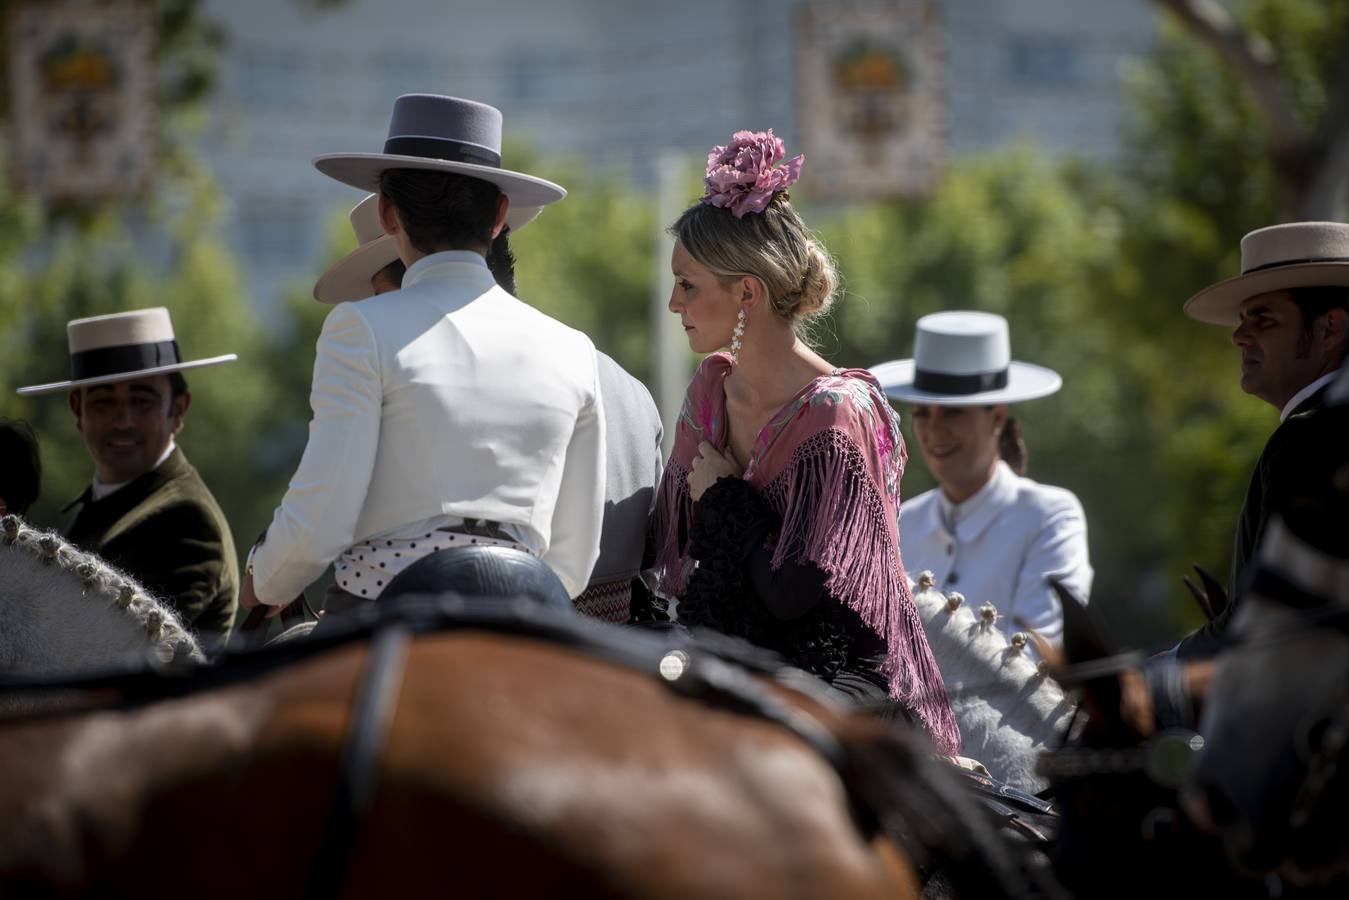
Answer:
670, 195, 839, 329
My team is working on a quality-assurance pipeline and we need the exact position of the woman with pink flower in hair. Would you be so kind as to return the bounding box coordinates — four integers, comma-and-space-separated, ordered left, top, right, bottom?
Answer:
651, 130, 959, 754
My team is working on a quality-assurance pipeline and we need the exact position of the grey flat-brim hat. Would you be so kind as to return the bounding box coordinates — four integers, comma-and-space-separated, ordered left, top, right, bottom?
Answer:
313, 94, 566, 207
313, 194, 544, 304
18, 308, 236, 397
870, 311, 1062, 406
1184, 221, 1349, 326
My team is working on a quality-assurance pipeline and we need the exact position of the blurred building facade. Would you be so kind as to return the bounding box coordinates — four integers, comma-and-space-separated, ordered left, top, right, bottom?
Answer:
198, 0, 1156, 307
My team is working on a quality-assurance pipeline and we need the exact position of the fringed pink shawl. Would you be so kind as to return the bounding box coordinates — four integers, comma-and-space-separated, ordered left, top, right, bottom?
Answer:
653, 353, 960, 754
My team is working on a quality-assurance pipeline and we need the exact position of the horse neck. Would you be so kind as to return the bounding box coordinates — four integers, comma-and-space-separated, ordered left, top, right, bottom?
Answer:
913, 582, 1066, 714
0, 519, 201, 675
912, 579, 1076, 792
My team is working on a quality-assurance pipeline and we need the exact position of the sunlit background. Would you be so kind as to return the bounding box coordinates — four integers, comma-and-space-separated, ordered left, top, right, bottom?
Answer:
2, 0, 1345, 649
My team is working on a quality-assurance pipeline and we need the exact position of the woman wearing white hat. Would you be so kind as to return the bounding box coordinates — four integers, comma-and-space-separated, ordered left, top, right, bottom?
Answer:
871, 311, 1093, 649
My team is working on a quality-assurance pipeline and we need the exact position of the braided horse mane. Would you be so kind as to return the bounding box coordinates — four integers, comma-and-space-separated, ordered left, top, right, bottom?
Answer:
912, 571, 1076, 793
0, 515, 202, 675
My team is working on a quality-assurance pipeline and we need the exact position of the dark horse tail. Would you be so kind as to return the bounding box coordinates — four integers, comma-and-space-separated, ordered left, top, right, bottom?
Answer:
837, 724, 1068, 900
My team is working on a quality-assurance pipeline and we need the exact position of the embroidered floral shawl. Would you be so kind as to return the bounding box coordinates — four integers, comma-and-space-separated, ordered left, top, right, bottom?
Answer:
653, 353, 960, 754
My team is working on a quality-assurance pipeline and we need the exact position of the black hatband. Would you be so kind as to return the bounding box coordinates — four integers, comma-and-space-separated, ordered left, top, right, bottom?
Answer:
382, 136, 501, 168
912, 367, 1009, 395
71, 341, 180, 381
1244, 255, 1349, 274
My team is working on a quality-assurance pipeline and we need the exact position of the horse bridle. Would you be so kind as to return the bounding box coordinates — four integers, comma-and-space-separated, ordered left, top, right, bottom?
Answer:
1037, 533, 1349, 849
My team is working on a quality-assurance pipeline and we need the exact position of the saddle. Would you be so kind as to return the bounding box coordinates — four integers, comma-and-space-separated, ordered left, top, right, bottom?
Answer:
382, 545, 572, 613
235, 546, 572, 650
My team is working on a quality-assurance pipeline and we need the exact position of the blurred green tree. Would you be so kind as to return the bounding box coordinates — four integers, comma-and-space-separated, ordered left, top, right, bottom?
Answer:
1110, 0, 1349, 639
0, 0, 344, 597
813, 0, 1349, 648
814, 153, 1188, 647
1148, 0, 1349, 220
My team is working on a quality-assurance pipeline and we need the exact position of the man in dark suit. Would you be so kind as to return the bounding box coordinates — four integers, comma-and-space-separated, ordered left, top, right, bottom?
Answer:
17, 308, 240, 644
1176, 222, 1349, 659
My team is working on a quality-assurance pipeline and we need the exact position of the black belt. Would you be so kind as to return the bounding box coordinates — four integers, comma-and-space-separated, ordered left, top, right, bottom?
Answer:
439, 518, 515, 542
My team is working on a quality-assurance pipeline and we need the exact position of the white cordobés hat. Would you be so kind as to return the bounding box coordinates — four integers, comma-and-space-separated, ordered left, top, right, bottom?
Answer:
312, 193, 543, 304
869, 311, 1062, 406
17, 307, 236, 397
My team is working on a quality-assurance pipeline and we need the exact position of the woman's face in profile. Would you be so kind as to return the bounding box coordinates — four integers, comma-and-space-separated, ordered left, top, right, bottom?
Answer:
910, 403, 1005, 497
668, 241, 741, 355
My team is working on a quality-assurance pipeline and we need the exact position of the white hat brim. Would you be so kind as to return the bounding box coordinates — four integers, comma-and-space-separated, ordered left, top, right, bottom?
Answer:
869, 359, 1062, 405
311, 205, 546, 305
313, 236, 399, 305
16, 354, 238, 397
313, 153, 566, 207
1183, 262, 1349, 326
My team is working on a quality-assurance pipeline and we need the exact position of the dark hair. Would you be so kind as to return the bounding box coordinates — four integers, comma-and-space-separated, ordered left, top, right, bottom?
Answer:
485, 228, 516, 294
998, 415, 1028, 476
167, 371, 189, 407
377, 169, 501, 255
1289, 285, 1349, 362
0, 418, 41, 515
373, 258, 407, 287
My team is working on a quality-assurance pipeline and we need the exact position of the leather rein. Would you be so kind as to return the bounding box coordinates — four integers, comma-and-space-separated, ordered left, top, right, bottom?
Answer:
302, 598, 852, 900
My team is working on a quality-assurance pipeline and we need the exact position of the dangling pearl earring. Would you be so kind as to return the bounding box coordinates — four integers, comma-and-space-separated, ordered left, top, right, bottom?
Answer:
730, 308, 747, 363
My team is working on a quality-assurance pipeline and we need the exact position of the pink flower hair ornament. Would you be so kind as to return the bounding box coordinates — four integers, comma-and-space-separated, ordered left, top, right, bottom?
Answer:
701, 129, 804, 219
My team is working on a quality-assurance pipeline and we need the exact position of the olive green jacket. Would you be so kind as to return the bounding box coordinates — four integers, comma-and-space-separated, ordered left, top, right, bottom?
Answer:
65, 447, 238, 642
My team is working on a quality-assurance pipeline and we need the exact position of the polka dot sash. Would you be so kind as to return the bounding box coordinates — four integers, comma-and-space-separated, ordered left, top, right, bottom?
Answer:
335, 528, 532, 600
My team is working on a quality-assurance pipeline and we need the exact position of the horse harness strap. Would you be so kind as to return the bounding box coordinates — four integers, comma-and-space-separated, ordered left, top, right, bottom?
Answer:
306, 623, 412, 900
651, 647, 849, 773
234, 594, 319, 650
1288, 683, 1349, 830
0, 595, 914, 871
295, 603, 860, 886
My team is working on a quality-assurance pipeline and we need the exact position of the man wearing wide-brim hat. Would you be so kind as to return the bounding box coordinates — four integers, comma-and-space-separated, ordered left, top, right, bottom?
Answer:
313, 192, 663, 624
1176, 221, 1349, 659
239, 94, 606, 619
17, 307, 240, 641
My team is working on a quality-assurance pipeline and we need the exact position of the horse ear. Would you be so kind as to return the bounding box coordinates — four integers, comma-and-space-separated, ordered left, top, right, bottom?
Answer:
1024, 626, 1063, 668
1181, 576, 1210, 622
1053, 579, 1112, 667
1051, 579, 1149, 743
1187, 564, 1229, 622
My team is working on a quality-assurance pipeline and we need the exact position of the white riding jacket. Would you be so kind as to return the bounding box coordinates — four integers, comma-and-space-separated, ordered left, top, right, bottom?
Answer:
252, 250, 606, 603
899, 461, 1092, 649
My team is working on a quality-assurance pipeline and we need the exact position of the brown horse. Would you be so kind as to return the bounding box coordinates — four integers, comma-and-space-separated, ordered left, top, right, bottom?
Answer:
0, 594, 1039, 900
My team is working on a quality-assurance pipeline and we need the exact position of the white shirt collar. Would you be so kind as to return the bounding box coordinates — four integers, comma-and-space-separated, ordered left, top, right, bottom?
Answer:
936, 460, 1018, 542
402, 250, 492, 289
91, 440, 176, 501
1280, 368, 1342, 422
